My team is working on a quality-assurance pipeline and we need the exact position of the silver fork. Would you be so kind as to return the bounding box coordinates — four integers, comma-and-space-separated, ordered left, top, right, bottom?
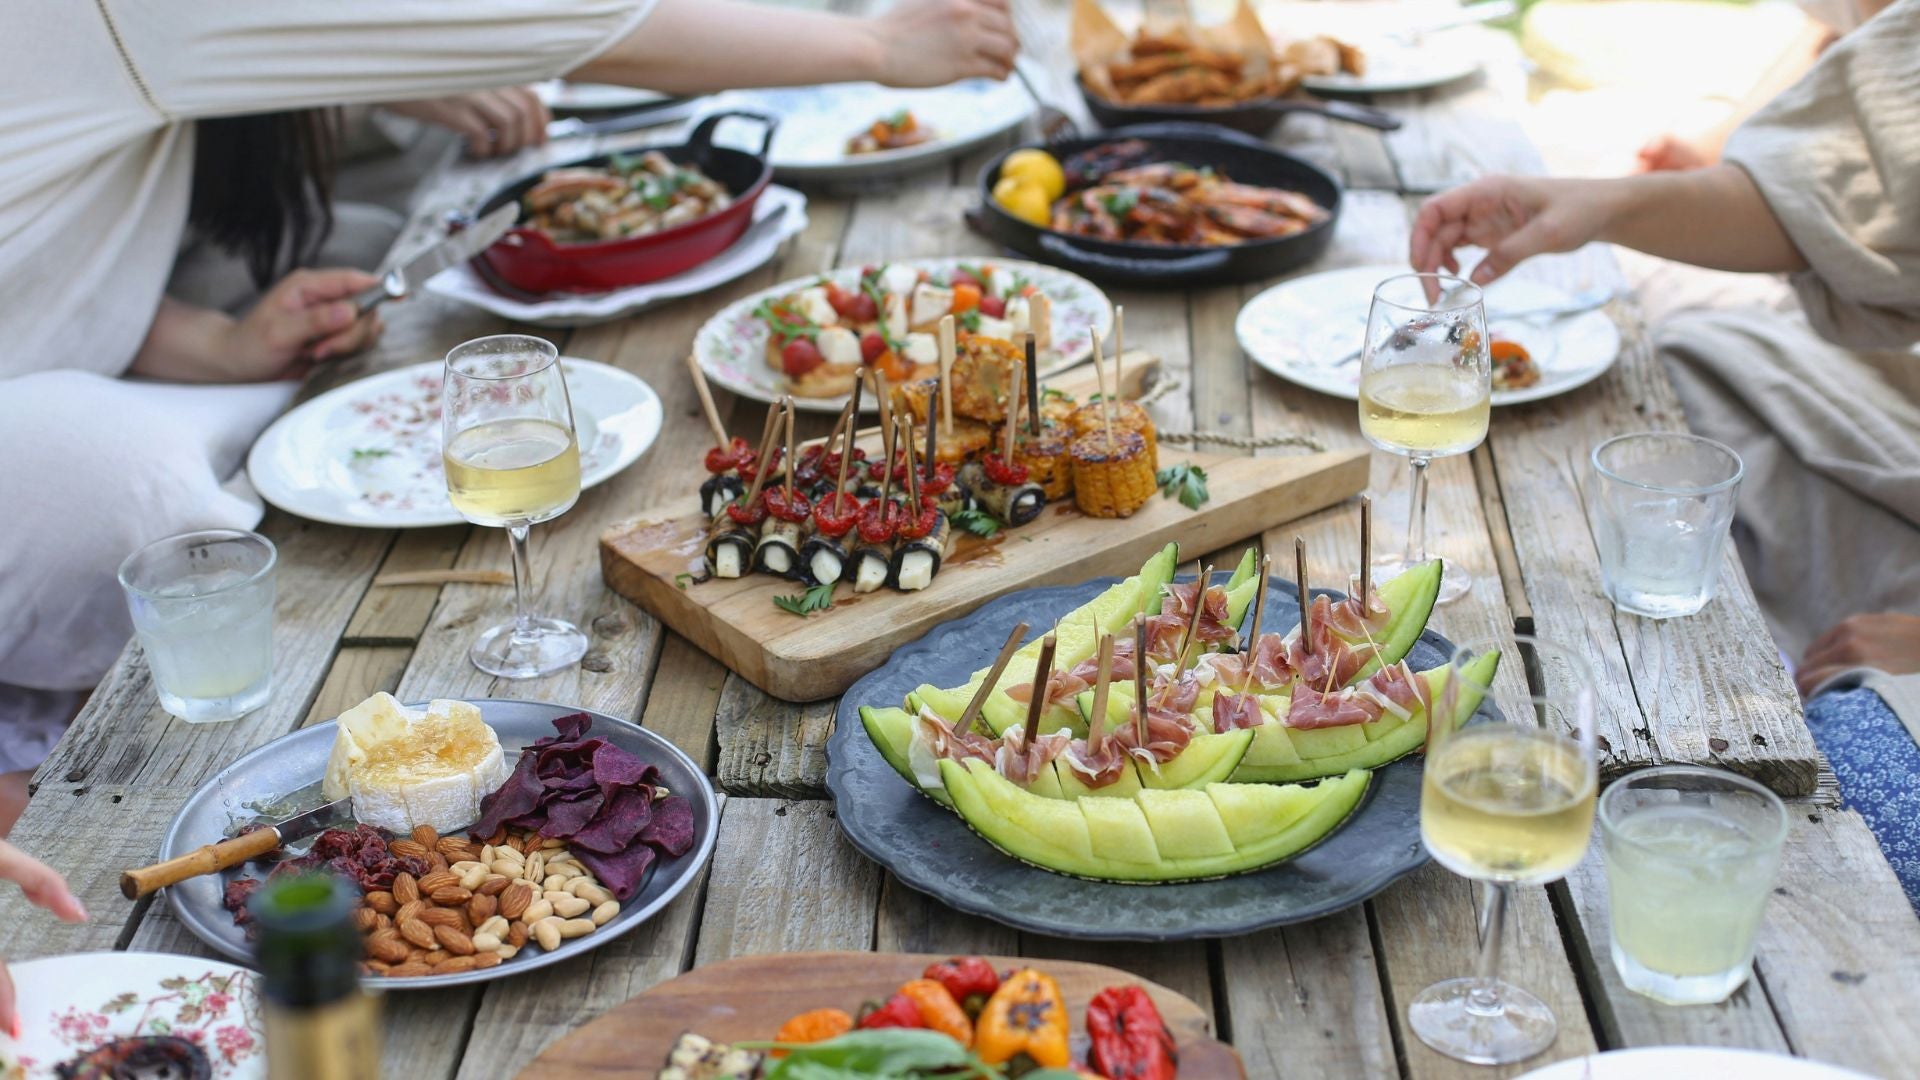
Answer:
1013, 61, 1077, 147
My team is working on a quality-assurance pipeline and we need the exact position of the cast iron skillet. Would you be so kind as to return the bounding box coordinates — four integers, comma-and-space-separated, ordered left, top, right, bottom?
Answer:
1078, 75, 1401, 136
973, 122, 1342, 286
472, 110, 777, 295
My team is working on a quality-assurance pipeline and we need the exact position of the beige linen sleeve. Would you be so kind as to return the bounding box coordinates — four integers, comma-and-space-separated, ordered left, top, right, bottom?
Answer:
1721, 0, 1920, 350
98, 0, 656, 118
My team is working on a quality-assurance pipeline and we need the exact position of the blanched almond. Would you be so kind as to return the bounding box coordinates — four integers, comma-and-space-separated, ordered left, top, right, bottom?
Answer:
521, 899, 553, 924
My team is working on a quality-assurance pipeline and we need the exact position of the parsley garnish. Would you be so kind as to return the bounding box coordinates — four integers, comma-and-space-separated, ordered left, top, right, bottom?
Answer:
608, 151, 639, 174
674, 572, 694, 590
1157, 463, 1211, 510
958, 310, 983, 333
886, 109, 911, 129
860, 278, 905, 352
951, 509, 1001, 538
773, 583, 836, 616
1042, 387, 1073, 403
1101, 190, 1139, 218
1008, 273, 1032, 298
350, 448, 394, 461
752, 298, 819, 344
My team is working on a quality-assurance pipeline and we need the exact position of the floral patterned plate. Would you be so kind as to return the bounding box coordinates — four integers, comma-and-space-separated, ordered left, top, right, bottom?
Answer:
247, 358, 662, 528
694, 257, 1113, 414
0, 952, 264, 1079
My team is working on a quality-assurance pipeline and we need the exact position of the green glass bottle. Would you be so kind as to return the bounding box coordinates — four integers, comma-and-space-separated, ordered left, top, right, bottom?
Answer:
251, 873, 382, 1080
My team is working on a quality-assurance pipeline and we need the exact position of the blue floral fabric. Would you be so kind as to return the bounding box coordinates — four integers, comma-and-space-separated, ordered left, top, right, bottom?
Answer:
1804, 686, 1920, 910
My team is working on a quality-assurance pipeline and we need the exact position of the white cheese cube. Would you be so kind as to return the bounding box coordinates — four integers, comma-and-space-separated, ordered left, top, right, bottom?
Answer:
985, 266, 1011, 299
910, 283, 954, 327
1006, 296, 1031, 334
881, 265, 920, 297
973, 314, 1014, 341
794, 285, 838, 327
817, 326, 861, 367
902, 333, 939, 365
884, 293, 909, 341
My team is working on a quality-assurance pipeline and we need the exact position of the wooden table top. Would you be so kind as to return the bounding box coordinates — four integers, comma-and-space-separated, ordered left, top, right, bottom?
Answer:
5, 5, 1917, 1078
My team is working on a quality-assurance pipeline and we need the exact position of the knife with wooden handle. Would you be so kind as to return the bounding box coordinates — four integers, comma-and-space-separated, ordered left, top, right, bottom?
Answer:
120, 797, 355, 899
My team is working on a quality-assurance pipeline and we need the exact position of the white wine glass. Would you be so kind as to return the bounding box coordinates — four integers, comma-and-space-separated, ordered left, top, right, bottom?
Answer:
1358, 273, 1491, 604
1411, 634, 1597, 1064
441, 334, 587, 679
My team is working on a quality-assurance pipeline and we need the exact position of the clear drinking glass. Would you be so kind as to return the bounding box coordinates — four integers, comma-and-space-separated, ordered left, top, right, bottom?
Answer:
441, 334, 587, 679
1600, 765, 1787, 1004
1358, 273, 1491, 605
1588, 432, 1743, 618
117, 529, 277, 723
1411, 634, 1597, 1065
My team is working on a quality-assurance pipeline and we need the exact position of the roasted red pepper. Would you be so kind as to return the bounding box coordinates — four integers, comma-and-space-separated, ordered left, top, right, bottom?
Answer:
857, 499, 903, 544
812, 492, 861, 538
703, 436, 754, 475
725, 493, 768, 527
856, 992, 927, 1030
982, 453, 1030, 486
763, 486, 812, 522
922, 956, 1001, 1017
1086, 986, 1177, 1080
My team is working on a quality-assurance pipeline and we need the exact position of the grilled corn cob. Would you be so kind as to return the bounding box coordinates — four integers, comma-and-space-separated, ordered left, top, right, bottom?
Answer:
1070, 429, 1154, 518
1069, 400, 1158, 470
1007, 418, 1073, 501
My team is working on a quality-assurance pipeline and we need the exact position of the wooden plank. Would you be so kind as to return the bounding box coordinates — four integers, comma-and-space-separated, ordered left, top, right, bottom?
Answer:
715, 680, 835, 798
692, 799, 882, 964
636, 634, 728, 772
305, 645, 414, 726
874, 874, 1021, 956
344, 526, 471, 644
1219, 909, 1399, 1079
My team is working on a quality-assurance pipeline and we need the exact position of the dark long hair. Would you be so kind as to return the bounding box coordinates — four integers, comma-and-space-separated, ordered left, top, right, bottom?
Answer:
188, 110, 341, 289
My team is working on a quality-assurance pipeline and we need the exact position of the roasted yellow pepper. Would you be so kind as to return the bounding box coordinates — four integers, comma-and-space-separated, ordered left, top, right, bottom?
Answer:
973, 967, 1071, 1070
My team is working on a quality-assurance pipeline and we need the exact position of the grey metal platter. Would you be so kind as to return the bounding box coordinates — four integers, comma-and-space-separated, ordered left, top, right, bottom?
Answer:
159, 699, 718, 988
826, 573, 1495, 941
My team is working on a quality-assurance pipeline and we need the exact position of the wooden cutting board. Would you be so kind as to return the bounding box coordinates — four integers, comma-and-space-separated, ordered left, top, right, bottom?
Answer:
518, 951, 1245, 1078
600, 356, 1369, 701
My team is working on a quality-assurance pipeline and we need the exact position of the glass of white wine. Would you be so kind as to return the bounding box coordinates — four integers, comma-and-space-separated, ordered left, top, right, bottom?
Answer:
441, 334, 587, 679
1411, 634, 1597, 1065
1358, 273, 1491, 604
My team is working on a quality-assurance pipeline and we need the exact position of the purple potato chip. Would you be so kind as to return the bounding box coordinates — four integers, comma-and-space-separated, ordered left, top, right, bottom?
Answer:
572, 843, 657, 901
540, 791, 605, 837
640, 794, 696, 857
569, 785, 656, 855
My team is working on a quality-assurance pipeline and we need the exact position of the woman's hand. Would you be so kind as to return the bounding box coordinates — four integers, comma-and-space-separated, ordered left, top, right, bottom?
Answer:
1409, 175, 1619, 286
1, 840, 88, 1036
226, 268, 386, 373
1634, 132, 1719, 174
385, 88, 550, 158
868, 0, 1018, 86
1798, 613, 1920, 697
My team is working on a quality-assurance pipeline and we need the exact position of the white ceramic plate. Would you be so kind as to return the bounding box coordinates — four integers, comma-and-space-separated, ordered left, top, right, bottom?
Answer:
1517, 1047, 1873, 1080
424, 185, 809, 327
1301, 42, 1483, 94
707, 79, 1031, 182
694, 257, 1114, 414
1236, 263, 1621, 406
535, 80, 673, 111
248, 358, 661, 528
0, 952, 266, 1079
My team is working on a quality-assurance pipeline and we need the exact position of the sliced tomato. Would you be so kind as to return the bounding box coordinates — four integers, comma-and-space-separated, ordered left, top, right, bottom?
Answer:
978, 294, 1007, 319
825, 283, 862, 319
847, 291, 879, 322
781, 338, 825, 377
949, 268, 983, 290
860, 333, 888, 365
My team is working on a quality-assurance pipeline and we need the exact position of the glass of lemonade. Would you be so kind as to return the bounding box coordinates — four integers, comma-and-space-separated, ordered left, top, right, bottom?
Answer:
118, 529, 277, 723
1411, 634, 1597, 1065
441, 334, 586, 679
1588, 432, 1743, 618
1358, 273, 1491, 605
1600, 766, 1787, 1004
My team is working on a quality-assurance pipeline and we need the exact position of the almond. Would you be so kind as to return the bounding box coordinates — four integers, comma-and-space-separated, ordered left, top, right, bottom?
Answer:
399, 917, 438, 950
389, 839, 431, 860
486, 826, 508, 846
392, 873, 420, 906
430, 886, 473, 906
365, 960, 392, 975
365, 890, 397, 915
419, 907, 463, 929
433, 925, 476, 955
436, 837, 475, 861
427, 852, 450, 873
367, 932, 410, 965
499, 881, 534, 920
395, 900, 425, 927
351, 907, 379, 933
477, 875, 510, 897
439, 955, 478, 973
388, 962, 434, 978
374, 913, 392, 932
474, 952, 503, 969
467, 894, 497, 925
411, 824, 440, 849
508, 922, 529, 948
418, 870, 459, 892
407, 947, 433, 964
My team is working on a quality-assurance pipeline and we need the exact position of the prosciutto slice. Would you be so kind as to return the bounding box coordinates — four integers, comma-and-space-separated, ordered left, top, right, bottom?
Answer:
1327, 581, 1391, 640
1286, 682, 1386, 729
1161, 582, 1237, 646
1365, 661, 1431, 721
1061, 737, 1134, 788
1205, 632, 1295, 691
1110, 703, 1197, 767
914, 708, 997, 763
1003, 669, 1092, 709
994, 723, 1073, 786
1211, 691, 1266, 733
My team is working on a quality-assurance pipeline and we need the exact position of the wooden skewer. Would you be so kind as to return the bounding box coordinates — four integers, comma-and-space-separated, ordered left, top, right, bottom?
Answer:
685, 354, 729, 450
739, 402, 785, 508
1112, 305, 1125, 405
938, 314, 957, 433
1087, 632, 1115, 752
874, 375, 895, 509
1242, 554, 1271, 691
834, 378, 863, 497
1002, 356, 1022, 462
1177, 563, 1214, 669
1032, 293, 1053, 355
1133, 616, 1149, 746
781, 397, 796, 500
373, 569, 511, 587
1092, 335, 1115, 451
1023, 633, 1058, 735
1359, 494, 1373, 605
1295, 537, 1312, 657
1024, 331, 1041, 437
899, 415, 920, 506
923, 387, 939, 486
958, 622, 1029, 738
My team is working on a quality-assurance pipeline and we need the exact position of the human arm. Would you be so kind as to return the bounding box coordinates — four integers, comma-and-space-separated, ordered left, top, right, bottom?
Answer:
1408, 165, 1808, 287
1797, 613, 1920, 698
1, 840, 88, 1035
573, 0, 1016, 93
1635, 19, 1833, 173
383, 87, 551, 158
131, 270, 385, 383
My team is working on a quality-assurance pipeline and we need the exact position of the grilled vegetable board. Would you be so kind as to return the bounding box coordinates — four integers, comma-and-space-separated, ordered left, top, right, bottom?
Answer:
516, 952, 1245, 1079
601, 361, 1367, 701
824, 554, 1501, 939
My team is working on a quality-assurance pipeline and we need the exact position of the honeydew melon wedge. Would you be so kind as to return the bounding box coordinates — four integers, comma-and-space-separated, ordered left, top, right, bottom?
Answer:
1349, 560, 1443, 683
1135, 728, 1253, 789
939, 758, 1372, 882
1230, 649, 1500, 783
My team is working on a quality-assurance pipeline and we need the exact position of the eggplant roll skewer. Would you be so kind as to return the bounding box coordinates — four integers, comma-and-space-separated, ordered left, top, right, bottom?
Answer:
959, 460, 1045, 527
699, 473, 746, 520
705, 521, 755, 579
890, 510, 952, 591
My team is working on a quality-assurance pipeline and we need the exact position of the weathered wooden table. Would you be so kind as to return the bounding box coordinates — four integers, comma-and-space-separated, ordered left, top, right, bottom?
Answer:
7, 6, 1918, 1077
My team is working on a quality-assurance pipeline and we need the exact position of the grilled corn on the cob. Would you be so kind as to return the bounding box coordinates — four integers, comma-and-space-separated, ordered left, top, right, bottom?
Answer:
1070, 400, 1158, 470
1007, 419, 1073, 501
1070, 429, 1154, 518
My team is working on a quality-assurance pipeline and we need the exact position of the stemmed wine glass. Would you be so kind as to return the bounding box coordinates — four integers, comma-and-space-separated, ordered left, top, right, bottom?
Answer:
1411, 634, 1598, 1064
441, 334, 587, 679
1357, 273, 1491, 604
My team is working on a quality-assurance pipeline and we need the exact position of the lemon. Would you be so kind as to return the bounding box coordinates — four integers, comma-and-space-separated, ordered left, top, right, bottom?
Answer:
1000, 149, 1067, 201
992, 177, 1052, 228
